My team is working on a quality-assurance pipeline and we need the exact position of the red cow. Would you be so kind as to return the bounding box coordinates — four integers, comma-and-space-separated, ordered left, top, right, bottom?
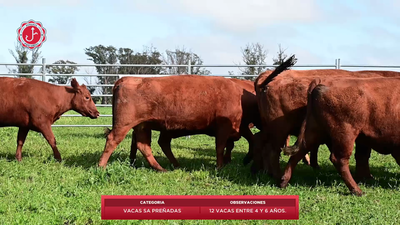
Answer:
98, 74, 281, 171
280, 77, 400, 196
253, 55, 400, 181
0, 77, 99, 161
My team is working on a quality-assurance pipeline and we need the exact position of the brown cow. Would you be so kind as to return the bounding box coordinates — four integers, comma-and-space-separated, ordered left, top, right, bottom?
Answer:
102, 77, 261, 169
253, 56, 400, 181
0, 77, 99, 161
229, 78, 308, 166
280, 77, 400, 196
98, 75, 270, 171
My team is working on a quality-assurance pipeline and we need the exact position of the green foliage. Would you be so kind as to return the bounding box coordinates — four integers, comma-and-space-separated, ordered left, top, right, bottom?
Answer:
117, 45, 163, 75
47, 60, 79, 85
239, 42, 268, 80
273, 44, 290, 66
8, 42, 42, 78
162, 46, 211, 75
0, 107, 399, 224
84, 45, 119, 104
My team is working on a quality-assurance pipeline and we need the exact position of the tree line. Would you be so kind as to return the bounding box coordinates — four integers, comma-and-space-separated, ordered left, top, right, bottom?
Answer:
7, 42, 291, 104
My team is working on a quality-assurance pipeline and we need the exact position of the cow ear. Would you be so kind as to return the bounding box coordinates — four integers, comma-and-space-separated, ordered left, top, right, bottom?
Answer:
71, 78, 79, 90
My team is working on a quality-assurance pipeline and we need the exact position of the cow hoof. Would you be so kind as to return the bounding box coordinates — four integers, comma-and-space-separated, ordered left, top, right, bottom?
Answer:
243, 155, 252, 166
279, 178, 289, 188
311, 164, 321, 170
250, 164, 260, 175
130, 159, 137, 168
351, 189, 364, 197
98, 165, 107, 170
172, 164, 180, 168
223, 157, 232, 165
155, 168, 168, 172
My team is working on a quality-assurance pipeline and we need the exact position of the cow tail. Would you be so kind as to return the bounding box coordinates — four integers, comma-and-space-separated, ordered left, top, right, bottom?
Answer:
257, 54, 297, 89
282, 78, 321, 156
104, 81, 123, 139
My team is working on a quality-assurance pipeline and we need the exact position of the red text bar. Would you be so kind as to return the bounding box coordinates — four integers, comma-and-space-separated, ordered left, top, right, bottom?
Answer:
101, 195, 299, 220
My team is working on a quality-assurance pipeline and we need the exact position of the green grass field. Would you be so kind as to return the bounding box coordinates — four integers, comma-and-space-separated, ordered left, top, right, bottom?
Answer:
0, 107, 399, 224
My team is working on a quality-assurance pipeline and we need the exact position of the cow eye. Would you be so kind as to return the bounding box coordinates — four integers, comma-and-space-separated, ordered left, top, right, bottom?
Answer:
85, 96, 90, 100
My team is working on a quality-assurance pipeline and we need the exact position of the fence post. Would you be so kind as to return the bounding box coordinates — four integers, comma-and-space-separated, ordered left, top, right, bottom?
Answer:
335, 59, 338, 69
188, 59, 192, 75
42, 58, 46, 82
337, 58, 341, 69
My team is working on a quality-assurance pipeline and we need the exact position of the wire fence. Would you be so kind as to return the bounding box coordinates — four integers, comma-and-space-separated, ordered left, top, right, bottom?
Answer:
2, 58, 400, 127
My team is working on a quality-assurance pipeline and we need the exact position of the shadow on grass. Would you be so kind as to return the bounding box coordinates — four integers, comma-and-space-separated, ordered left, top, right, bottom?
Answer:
63, 147, 242, 170
281, 160, 400, 191
0, 152, 17, 162
66, 132, 107, 139
10, 141, 395, 192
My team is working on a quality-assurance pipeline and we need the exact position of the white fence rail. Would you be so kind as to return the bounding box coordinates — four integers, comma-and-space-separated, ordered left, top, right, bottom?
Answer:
2, 58, 400, 127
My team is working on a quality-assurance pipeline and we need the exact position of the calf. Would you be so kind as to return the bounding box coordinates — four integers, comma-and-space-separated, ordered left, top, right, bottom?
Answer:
280, 77, 400, 196
0, 77, 99, 161
98, 75, 270, 171
253, 56, 400, 181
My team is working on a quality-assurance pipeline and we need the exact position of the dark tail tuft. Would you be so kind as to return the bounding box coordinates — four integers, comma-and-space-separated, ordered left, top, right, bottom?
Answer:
104, 127, 112, 138
259, 54, 297, 88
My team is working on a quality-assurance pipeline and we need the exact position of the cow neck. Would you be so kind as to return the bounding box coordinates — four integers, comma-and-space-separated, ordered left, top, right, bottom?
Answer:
58, 86, 77, 116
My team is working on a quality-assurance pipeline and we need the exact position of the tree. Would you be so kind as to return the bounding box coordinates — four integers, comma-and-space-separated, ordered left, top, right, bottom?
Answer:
239, 42, 268, 80
47, 60, 79, 84
272, 44, 289, 66
118, 45, 163, 75
162, 46, 211, 75
84, 45, 118, 104
83, 67, 101, 104
8, 42, 42, 78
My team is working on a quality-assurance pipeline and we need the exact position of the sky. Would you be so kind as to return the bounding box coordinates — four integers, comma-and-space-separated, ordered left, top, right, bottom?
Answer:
1, 0, 400, 80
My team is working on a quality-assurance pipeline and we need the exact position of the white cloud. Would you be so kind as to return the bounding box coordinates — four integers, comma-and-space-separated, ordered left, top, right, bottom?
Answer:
0, 0, 82, 7
127, 0, 321, 33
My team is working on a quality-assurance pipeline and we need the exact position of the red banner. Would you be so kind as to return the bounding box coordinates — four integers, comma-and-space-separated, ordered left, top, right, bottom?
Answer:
101, 195, 299, 220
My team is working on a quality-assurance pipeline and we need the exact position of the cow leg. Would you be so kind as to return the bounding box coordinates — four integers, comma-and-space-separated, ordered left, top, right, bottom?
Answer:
267, 136, 288, 180
38, 125, 62, 162
354, 142, 373, 181
330, 138, 363, 196
280, 141, 318, 188
98, 126, 131, 168
223, 139, 234, 164
129, 131, 137, 167
392, 150, 400, 166
15, 128, 29, 161
215, 130, 231, 169
136, 128, 166, 172
309, 145, 320, 169
158, 132, 180, 168
241, 126, 255, 166
280, 122, 324, 188
250, 132, 266, 174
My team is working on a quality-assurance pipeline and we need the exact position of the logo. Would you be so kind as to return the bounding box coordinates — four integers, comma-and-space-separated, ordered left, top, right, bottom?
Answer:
17, 19, 47, 50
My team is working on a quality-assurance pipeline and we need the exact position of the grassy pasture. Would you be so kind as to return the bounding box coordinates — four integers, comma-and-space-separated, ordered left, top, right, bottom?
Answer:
0, 107, 399, 225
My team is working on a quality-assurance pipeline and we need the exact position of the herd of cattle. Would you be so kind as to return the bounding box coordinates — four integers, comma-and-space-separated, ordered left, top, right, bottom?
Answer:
2, 54, 400, 197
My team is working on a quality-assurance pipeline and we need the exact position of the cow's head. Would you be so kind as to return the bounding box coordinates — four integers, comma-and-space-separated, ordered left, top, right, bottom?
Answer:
70, 78, 100, 119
